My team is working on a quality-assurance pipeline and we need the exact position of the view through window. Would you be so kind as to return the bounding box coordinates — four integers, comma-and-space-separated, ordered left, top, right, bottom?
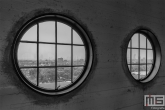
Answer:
127, 33, 154, 80
14, 15, 92, 94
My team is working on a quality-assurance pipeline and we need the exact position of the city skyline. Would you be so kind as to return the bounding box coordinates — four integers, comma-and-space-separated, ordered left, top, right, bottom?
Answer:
18, 21, 85, 61
127, 33, 153, 61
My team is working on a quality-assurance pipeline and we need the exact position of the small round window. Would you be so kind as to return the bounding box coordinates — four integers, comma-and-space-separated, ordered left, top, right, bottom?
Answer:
12, 14, 93, 95
126, 29, 161, 83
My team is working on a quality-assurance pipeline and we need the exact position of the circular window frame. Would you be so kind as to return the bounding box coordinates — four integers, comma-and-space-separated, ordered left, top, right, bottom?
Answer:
125, 29, 161, 83
12, 14, 94, 95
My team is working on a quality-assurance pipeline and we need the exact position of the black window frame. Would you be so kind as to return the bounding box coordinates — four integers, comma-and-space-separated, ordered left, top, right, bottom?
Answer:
12, 14, 94, 95
126, 29, 161, 83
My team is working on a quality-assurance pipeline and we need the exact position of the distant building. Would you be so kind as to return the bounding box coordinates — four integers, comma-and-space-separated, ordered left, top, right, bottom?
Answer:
74, 59, 85, 65
58, 58, 64, 65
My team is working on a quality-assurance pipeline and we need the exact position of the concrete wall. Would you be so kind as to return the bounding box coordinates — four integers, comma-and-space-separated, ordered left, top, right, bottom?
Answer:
0, 0, 165, 110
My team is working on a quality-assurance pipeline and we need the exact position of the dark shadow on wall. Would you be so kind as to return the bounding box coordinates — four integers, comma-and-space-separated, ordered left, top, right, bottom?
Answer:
121, 26, 158, 91
4, 8, 97, 106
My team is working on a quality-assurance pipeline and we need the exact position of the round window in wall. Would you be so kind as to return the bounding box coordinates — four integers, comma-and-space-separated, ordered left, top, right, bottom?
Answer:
12, 14, 93, 95
126, 29, 161, 83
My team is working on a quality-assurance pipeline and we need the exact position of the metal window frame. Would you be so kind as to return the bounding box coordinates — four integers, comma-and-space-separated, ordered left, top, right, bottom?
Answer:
12, 14, 94, 95
126, 29, 161, 83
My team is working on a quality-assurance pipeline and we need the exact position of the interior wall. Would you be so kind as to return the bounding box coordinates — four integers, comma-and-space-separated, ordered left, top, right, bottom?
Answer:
0, 0, 165, 110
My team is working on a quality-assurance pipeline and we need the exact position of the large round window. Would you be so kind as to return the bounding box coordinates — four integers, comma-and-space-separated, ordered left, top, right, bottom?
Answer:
12, 14, 93, 95
126, 29, 161, 83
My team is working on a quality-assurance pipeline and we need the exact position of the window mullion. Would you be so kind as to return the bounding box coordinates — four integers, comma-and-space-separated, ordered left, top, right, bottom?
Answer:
15, 15, 93, 95
37, 23, 39, 86
130, 39, 132, 74
146, 37, 147, 76
55, 21, 58, 90
138, 33, 140, 80
71, 28, 73, 83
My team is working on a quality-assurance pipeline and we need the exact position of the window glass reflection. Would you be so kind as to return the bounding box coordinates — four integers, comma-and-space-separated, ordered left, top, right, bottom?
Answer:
18, 43, 37, 67
39, 21, 55, 42
39, 68, 55, 89
57, 67, 71, 89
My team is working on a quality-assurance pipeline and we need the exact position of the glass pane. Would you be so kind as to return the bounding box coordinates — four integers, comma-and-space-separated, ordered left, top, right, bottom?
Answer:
57, 67, 71, 89
73, 46, 85, 65
39, 44, 55, 66
18, 43, 37, 67
132, 33, 139, 48
140, 50, 146, 64
73, 67, 84, 81
57, 22, 71, 43
39, 21, 55, 42
39, 68, 55, 89
21, 68, 37, 85
131, 65, 139, 80
21, 25, 37, 41
57, 45, 71, 66
140, 34, 146, 48
147, 64, 153, 74
73, 30, 83, 44
140, 65, 146, 79
147, 50, 153, 63
132, 49, 138, 64
147, 39, 152, 49
127, 49, 130, 64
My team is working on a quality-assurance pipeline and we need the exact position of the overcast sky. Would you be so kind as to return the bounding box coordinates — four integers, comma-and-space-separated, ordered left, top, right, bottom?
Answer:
18, 21, 85, 61
127, 33, 153, 60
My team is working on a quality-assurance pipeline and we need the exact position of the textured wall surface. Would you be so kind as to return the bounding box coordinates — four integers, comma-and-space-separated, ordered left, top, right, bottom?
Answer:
0, 0, 165, 110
